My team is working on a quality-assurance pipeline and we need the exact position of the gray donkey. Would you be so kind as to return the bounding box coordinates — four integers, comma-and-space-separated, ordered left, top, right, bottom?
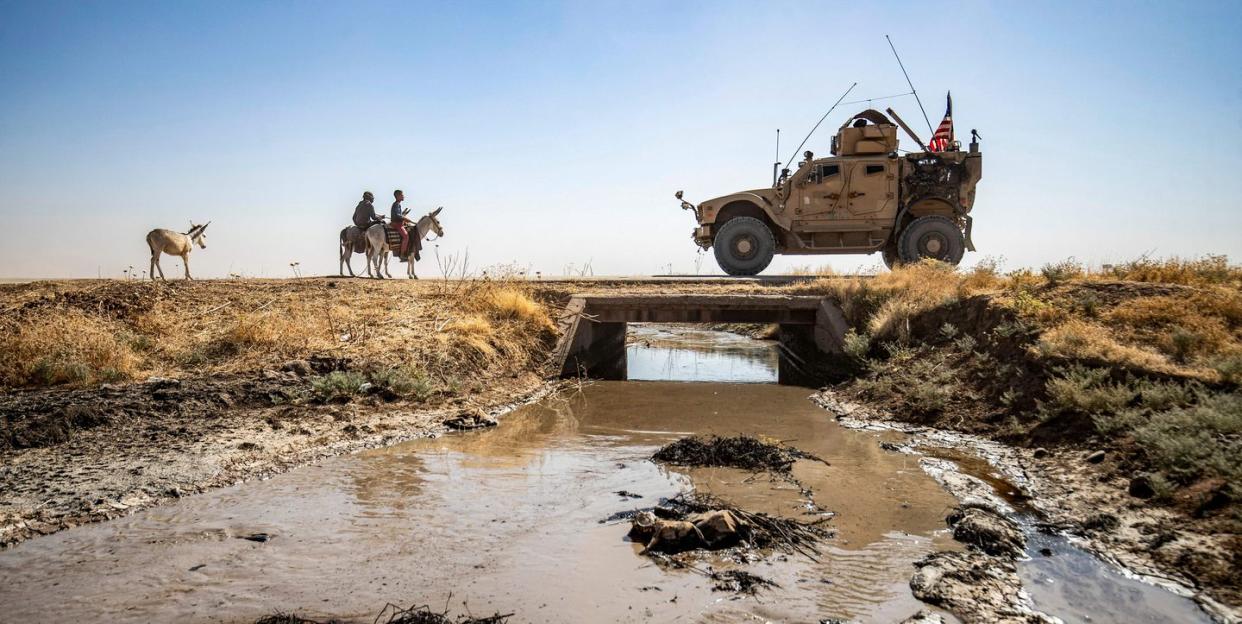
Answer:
146, 221, 209, 280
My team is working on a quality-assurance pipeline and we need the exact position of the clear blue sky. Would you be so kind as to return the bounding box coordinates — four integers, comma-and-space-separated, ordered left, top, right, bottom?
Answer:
1, 0, 1239, 278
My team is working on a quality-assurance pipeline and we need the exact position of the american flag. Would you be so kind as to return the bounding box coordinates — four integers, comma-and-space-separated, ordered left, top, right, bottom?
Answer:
928, 92, 953, 152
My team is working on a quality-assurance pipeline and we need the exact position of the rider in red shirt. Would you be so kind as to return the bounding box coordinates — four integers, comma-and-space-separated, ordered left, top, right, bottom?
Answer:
390, 189, 411, 260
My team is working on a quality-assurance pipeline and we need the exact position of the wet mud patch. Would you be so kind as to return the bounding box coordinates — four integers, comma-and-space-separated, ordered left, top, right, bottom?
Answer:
651, 434, 824, 473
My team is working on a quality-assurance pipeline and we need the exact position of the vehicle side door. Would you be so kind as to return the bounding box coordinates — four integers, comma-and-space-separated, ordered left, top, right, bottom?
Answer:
845, 159, 897, 218
793, 160, 847, 220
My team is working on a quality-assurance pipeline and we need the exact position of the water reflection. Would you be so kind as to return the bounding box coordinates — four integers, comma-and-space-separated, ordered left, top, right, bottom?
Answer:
626, 324, 779, 383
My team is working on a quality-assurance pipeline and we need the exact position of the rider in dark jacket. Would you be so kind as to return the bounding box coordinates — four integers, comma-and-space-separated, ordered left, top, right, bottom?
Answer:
352, 191, 382, 229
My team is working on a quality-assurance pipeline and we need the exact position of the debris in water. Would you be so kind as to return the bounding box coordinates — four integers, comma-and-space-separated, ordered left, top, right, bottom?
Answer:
709, 569, 779, 594
615, 490, 642, 499
651, 435, 825, 473
254, 602, 514, 624
444, 411, 498, 431
240, 533, 271, 543
634, 492, 832, 561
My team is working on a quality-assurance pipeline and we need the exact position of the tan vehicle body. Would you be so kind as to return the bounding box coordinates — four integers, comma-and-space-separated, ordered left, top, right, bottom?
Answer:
680, 109, 983, 274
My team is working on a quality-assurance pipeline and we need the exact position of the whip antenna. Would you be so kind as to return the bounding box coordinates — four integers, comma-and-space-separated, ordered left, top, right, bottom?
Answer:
785, 82, 857, 168
771, 129, 781, 185
885, 35, 933, 134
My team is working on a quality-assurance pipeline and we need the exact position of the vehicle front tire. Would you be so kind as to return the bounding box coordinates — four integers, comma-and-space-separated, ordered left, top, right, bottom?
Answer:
897, 215, 966, 266
712, 216, 776, 276
881, 242, 899, 270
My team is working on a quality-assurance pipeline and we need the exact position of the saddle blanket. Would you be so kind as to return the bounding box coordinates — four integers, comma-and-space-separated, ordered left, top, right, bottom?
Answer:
384, 226, 422, 261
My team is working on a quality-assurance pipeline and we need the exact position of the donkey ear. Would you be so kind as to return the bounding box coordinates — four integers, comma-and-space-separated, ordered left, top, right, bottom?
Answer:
202, 221, 211, 230
431, 206, 443, 217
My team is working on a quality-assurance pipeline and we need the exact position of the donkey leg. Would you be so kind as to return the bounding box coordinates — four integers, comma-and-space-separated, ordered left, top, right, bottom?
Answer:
153, 254, 166, 281
408, 258, 417, 279
181, 254, 192, 280
383, 251, 393, 279
149, 254, 158, 281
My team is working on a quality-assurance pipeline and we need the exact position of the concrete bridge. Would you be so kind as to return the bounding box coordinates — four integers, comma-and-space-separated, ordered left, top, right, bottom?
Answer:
552, 294, 849, 382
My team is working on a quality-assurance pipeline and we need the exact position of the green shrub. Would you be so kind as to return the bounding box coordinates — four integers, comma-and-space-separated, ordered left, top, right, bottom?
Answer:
1210, 353, 1242, 385
1133, 393, 1241, 485
311, 371, 368, 402
369, 366, 435, 401
842, 330, 871, 362
1042, 366, 1134, 415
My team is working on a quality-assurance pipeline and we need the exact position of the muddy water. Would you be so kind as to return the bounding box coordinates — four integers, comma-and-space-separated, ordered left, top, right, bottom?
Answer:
0, 330, 965, 623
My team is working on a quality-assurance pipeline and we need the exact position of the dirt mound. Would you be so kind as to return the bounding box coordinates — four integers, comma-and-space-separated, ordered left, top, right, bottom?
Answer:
909, 551, 1055, 623
651, 435, 821, 473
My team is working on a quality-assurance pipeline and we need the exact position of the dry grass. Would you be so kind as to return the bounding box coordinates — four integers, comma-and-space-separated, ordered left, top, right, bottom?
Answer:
1036, 319, 1184, 375
0, 309, 142, 386
1101, 254, 1242, 287
801, 255, 1241, 383
0, 279, 558, 390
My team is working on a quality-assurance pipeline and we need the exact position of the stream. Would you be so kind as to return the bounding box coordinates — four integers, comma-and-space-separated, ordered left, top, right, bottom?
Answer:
0, 325, 1216, 623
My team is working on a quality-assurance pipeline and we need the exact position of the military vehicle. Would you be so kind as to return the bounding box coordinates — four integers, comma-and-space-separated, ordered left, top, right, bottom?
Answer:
675, 108, 983, 275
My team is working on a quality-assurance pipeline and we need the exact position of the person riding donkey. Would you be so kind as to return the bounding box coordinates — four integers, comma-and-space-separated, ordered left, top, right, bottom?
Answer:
390, 189, 416, 262
352, 191, 383, 230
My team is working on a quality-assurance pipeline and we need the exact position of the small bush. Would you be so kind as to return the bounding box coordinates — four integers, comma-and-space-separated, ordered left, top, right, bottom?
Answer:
368, 366, 435, 401
1167, 326, 1202, 364
311, 371, 367, 402
1041, 258, 1084, 285
1133, 393, 1242, 486
1043, 365, 1134, 415
1212, 353, 1242, 385
842, 329, 870, 362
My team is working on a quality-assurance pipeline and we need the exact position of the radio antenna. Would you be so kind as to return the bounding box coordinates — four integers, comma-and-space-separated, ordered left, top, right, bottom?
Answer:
771, 129, 781, 185
885, 35, 933, 134
785, 82, 857, 169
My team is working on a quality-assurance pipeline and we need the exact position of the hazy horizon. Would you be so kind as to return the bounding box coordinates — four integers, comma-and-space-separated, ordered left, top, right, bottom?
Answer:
2, 1, 1240, 279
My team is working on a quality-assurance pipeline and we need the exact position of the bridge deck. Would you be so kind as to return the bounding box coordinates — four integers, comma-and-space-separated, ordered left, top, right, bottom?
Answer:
567, 294, 822, 324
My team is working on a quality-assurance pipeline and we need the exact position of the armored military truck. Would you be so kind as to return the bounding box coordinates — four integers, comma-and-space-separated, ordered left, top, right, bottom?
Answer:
676, 108, 982, 275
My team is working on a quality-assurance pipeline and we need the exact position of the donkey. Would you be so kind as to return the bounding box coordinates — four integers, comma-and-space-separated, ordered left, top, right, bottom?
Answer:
146, 222, 210, 280
363, 207, 444, 279
338, 225, 369, 277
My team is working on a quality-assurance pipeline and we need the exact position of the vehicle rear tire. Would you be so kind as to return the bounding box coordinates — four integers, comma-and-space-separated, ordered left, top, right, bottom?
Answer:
897, 216, 965, 266
712, 217, 776, 276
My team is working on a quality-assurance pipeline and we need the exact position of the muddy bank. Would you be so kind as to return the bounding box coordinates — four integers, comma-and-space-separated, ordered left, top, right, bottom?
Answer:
817, 390, 1237, 623
793, 263, 1241, 615
0, 367, 556, 547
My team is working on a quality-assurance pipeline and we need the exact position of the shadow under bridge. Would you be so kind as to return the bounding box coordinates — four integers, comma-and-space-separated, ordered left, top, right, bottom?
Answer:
552, 294, 850, 385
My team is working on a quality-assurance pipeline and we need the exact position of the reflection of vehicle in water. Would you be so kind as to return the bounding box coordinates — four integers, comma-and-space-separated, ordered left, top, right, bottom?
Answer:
676, 108, 984, 275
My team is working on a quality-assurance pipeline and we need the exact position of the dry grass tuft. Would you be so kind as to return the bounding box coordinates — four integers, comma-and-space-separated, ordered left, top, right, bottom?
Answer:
0, 310, 143, 386
1102, 254, 1242, 287
1036, 319, 1181, 375
480, 287, 556, 332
